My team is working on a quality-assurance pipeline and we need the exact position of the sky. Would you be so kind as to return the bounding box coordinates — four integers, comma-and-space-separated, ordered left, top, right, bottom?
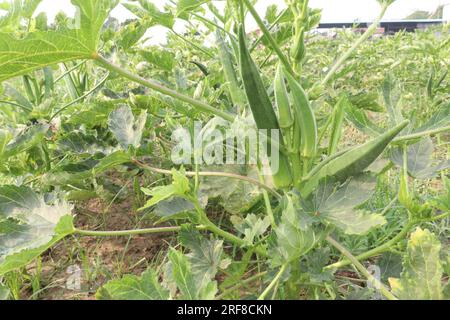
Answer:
1, 0, 448, 44
27, 0, 447, 22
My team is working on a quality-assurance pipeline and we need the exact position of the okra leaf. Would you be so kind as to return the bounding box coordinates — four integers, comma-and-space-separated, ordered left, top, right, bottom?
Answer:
0, 0, 118, 82
153, 197, 195, 219
97, 268, 170, 300
168, 248, 218, 300
43, 151, 131, 186
179, 227, 229, 288
348, 91, 384, 113
303, 174, 386, 235
270, 194, 319, 266
122, 2, 174, 29
346, 102, 384, 137
382, 73, 404, 126
391, 138, 450, 179
389, 228, 444, 300
0, 129, 12, 157
108, 105, 147, 149
199, 165, 262, 214
176, 0, 208, 17
232, 214, 271, 246
415, 102, 450, 133
0, 283, 9, 300
1, 124, 49, 160
301, 120, 409, 198
0, 186, 74, 275
140, 169, 190, 211
139, 48, 176, 72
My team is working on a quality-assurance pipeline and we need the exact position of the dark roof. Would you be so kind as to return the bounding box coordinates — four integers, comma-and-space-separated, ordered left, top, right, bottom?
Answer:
317, 19, 444, 29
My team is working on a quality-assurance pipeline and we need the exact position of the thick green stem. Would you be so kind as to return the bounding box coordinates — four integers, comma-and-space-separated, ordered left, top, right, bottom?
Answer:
326, 221, 415, 270
326, 236, 397, 300
241, 0, 295, 76
133, 159, 282, 199
95, 55, 235, 122
217, 271, 268, 299
258, 263, 287, 300
74, 225, 207, 237
393, 126, 450, 143
321, 3, 390, 85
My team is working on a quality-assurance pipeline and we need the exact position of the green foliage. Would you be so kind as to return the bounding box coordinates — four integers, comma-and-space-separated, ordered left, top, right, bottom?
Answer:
389, 228, 444, 300
0, 0, 118, 82
0, 0, 448, 301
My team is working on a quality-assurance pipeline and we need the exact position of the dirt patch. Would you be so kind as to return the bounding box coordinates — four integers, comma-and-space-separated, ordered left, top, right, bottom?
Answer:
22, 197, 175, 300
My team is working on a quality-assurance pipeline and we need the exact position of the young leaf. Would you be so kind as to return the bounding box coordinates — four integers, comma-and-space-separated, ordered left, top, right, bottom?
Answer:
97, 268, 170, 300
389, 228, 444, 300
0, 0, 118, 82
233, 214, 271, 246
139, 169, 190, 211
108, 105, 147, 149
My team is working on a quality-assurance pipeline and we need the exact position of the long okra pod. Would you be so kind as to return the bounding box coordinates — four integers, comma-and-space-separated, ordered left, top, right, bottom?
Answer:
238, 26, 293, 189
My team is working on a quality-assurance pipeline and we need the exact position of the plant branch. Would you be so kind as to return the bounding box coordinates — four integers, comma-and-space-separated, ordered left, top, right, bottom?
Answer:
258, 263, 287, 300
393, 126, 450, 143
94, 55, 235, 122
133, 158, 282, 199
321, 3, 390, 85
326, 220, 415, 270
50, 72, 109, 120
74, 225, 207, 237
326, 236, 397, 300
241, 0, 295, 76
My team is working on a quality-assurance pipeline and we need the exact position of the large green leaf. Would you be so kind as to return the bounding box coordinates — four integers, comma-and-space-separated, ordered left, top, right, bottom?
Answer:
1, 124, 49, 160
270, 194, 319, 266
301, 120, 409, 198
108, 105, 147, 149
97, 268, 170, 300
179, 227, 229, 288
389, 228, 444, 300
168, 248, 218, 300
0, 0, 118, 82
391, 138, 450, 179
0, 283, 9, 300
0, 186, 74, 275
303, 175, 386, 235
43, 151, 131, 186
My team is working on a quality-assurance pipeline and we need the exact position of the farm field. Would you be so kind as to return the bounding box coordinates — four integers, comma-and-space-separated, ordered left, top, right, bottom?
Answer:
0, 0, 449, 301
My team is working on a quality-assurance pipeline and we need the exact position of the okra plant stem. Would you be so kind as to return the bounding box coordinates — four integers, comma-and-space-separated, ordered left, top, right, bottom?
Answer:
326, 220, 416, 270
241, 0, 295, 77
258, 263, 287, 300
74, 225, 207, 237
321, 3, 390, 86
326, 236, 398, 300
133, 159, 282, 199
392, 126, 450, 143
94, 55, 235, 122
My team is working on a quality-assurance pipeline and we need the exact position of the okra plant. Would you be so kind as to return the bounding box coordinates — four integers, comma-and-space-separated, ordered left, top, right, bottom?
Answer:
0, 0, 449, 300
